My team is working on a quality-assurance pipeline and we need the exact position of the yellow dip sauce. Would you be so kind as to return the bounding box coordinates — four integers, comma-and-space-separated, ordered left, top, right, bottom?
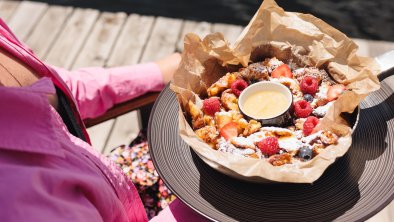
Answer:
242, 91, 290, 119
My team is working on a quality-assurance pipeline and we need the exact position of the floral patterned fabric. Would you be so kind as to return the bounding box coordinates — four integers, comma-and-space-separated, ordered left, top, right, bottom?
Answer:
108, 132, 176, 219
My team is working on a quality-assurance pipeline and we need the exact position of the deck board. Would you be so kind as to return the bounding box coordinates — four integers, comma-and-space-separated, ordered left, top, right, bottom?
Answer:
212, 23, 243, 46
6, 1, 47, 41
140, 17, 183, 63
45, 8, 99, 67
107, 14, 155, 67
72, 12, 126, 69
73, 12, 127, 152
102, 16, 183, 154
366, 40, 394, 58
25, 6, 73, 59
103, 16, 183, 154
354, 38, 394, 58
103, 14, 156, 154
0, 0, 20, 23
1, 3, 393, 221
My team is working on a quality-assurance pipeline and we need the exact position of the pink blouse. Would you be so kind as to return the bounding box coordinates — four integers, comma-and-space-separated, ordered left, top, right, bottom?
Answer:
0, 19, 205, 221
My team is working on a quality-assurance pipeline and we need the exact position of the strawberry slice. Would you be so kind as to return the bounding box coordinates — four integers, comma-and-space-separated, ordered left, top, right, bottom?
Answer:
327, 84, 346, 101
219, 122, 238, 141
271, 64, 293, 78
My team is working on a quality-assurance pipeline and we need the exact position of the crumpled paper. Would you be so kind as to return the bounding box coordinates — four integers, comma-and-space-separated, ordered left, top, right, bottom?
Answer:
170, 0, 380, 183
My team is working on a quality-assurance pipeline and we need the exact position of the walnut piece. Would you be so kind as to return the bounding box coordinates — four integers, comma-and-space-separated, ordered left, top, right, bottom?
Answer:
195, 126, 219, 149
207, 73, 238, 97
269, 153, 292, 166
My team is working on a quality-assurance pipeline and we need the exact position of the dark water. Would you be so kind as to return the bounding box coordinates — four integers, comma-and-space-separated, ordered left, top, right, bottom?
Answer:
36, 0, 394, 41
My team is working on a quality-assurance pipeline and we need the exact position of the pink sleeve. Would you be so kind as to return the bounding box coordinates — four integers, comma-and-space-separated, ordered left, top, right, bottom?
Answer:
150, 199, 210, 222
50, 63, 165, 120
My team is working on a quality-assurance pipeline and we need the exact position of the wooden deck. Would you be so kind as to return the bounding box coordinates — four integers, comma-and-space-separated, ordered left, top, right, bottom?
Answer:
1, 1, 394, 221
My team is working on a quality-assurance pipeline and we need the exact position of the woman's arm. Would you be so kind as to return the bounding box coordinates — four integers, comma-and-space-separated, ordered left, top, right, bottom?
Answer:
50, 62, 164, 120
149, 199, 210, 222
50, 53, 180, 120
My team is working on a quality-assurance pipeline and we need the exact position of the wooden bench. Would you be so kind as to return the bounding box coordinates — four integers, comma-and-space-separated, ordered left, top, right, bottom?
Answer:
1, 1, 394, 221
83, 92, 159, 128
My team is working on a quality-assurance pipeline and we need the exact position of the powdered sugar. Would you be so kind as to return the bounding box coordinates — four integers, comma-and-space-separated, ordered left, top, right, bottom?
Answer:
265, 57, 284, 72
247, 131, 268, 143
315, 83, 329, 101
261, 127, 293, 136
231, 136, 256, 149
302, 130, 323, 144
278, 136, 303, 152
217, 138, 257, 157
313, 102, 332, 117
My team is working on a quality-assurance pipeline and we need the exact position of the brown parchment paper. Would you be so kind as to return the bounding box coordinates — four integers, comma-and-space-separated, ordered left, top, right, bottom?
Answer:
170, 0, 380, 183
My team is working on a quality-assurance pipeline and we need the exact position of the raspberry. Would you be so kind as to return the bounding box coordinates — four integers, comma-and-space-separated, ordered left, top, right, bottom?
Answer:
202, 97, 221, 116
303, 116, 319, 135
257, 137, 280, 156
300, 76, 318, 95
231, 79, 249, 97
294, 100, 312, 118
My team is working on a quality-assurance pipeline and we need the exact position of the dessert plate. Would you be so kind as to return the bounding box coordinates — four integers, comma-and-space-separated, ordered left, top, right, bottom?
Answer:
148, 81, 394, 222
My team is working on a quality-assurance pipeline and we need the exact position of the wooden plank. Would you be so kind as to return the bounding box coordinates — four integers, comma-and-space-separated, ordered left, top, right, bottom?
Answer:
103, 16, 183, 154
25, 6, 73, 59
212, 23, 243, 46
0, 0, 20, 23
140, 16, 183, 62
366, 40, 394, 58
44, 8, 99, 68
107, 14, 154, 67
72, 12, 127, 152
102, 111, 140, 153
72, 12, 126, 68
84, 92, 159, 128
135, 16, 182, 153
90, 92, 160, 154
6, 1, 48, 41
176, 20, 212, 52
103, 15, 155, 154
85, 107, 115, 153
353, 38, 394, 59
353, 38, 370, 57
43, 8, 100, 150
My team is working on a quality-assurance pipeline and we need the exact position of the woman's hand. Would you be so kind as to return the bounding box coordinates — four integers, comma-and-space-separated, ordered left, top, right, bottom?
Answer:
155, 53, 182, 84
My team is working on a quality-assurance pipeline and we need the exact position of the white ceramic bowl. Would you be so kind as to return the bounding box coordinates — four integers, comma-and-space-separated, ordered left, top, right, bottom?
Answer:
238, 81, 293, 126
